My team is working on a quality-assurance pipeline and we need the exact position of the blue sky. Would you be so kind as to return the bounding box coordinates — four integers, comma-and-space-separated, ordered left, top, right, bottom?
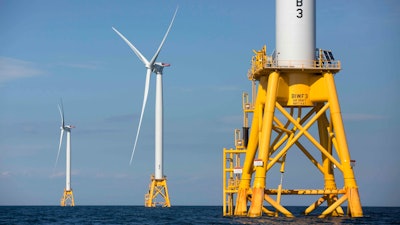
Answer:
0, 0, 399, 206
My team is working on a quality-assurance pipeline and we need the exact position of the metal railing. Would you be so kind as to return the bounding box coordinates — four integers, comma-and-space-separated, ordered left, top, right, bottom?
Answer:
266, 59, 341, 69
249, 58, 341, 79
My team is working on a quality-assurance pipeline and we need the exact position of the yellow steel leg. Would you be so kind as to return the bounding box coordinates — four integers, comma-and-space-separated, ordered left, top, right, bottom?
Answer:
234, 79, 267, 216
248, 72, 280, 217
234, 188, 250, 216
324, 72, 363, 217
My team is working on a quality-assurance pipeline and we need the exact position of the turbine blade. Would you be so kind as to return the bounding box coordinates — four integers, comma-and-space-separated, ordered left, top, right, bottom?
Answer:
149, 6, 178, 65
130, 68, 152, 165
112, 27, 149, 65
58, 100, 65, 128
55, 129, 64, 169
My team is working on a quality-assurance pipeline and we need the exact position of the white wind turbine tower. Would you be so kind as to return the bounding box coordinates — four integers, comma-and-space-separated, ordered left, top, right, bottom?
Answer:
112, 7, 178, 207
55, 100, 75, 206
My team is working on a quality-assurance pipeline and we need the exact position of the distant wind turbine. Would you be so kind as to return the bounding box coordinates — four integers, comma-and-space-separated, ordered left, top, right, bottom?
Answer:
55, 99, 75, 206
112, 6, 178, 207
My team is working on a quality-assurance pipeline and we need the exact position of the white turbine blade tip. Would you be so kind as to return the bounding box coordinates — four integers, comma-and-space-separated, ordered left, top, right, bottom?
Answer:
54, 129, 64, 169
58, 101, 65, 127
149, 7, 178, 65
129, 69, 152, 165
112, 26, 149, 65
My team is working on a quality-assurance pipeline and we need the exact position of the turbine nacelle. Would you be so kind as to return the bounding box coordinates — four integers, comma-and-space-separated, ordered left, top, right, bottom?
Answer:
144, 63, 170, 70
153, 62, 171, 74
61, 125, 75, 130
155, 62, 171, 67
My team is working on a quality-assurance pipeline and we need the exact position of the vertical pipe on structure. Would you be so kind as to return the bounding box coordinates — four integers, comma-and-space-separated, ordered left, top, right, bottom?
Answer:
155, 72, 163, 180
324, 72, 363, 217
66, 129, 71, 191
243, 93, 250, 148
243, 127, 249, 148
248, 72, 280, 217
234, 79, 267, 216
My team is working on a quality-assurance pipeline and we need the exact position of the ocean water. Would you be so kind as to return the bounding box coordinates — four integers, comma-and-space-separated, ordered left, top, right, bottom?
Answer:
0, 206, 399, 225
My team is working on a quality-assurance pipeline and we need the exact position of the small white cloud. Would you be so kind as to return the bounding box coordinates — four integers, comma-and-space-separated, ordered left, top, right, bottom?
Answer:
0, 57, 44, 83
0, 171, 12, 178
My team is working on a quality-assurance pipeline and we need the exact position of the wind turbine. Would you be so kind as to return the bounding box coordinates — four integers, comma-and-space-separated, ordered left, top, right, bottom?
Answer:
112, 7, 178, 207
55, 100, 75, 206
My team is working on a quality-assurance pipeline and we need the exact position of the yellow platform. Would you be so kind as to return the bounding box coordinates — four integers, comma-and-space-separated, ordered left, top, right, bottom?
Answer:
223, 46, 362, 218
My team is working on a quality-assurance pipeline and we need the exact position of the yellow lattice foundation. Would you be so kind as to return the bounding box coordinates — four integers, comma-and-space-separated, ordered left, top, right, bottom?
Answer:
145, 175, 171, 207
223, 46, 363, 218
60, 189, 75, 206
